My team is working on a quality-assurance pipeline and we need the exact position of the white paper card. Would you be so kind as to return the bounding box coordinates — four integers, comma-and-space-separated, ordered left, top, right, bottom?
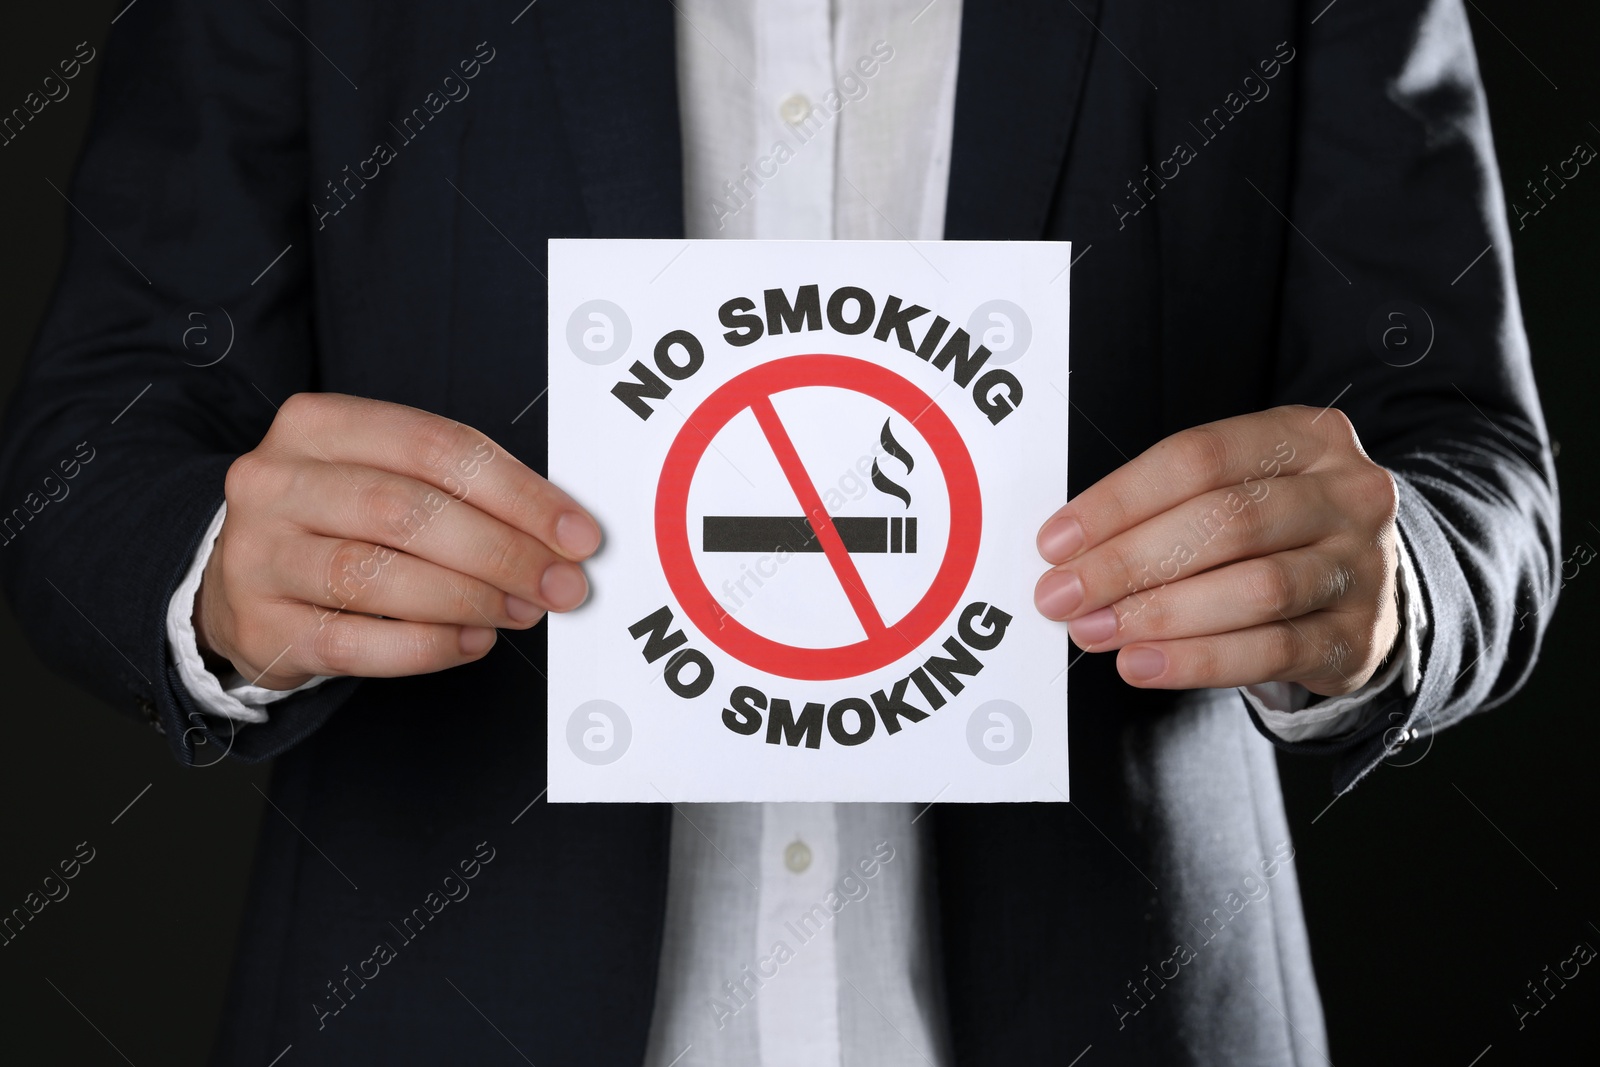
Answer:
548, 239, 1070, 803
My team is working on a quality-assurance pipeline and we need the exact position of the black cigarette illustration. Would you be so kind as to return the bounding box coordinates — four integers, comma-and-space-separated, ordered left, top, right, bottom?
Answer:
704, 420, 920, 555
703, 515, 918, 554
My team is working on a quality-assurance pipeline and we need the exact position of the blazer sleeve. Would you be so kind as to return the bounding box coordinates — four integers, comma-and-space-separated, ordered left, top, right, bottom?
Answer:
1247, 0, 1562, 792
0, 0, 359, 765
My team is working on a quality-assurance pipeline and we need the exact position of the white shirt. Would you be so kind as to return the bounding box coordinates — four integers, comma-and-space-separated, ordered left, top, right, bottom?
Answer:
167, 2, 1426, 1063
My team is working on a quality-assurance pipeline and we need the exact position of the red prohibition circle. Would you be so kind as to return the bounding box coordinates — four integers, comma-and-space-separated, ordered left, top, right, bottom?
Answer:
655, 354, 982, 681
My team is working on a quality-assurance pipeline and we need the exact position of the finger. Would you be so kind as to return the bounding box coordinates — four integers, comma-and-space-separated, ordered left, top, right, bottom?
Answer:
267, 393, 601, 560
1065, 547, 1351, 651
282, 463, 589, 612
285, 536, 548, 630
1037, 405, 1332, 564
1035, 473, 1337, 622
1112, 612, 1359, 693
240, 606, 498, 688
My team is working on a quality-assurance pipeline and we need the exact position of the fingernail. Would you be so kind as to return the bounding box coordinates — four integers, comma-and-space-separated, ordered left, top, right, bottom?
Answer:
505, 595, 544, 623
555, 512, 602, 558
1035, 571, 1084, 618
1069, 606, 1118, 646
460, 626, 497, 656
540, 561, 589, 611
1038, 517, 1084, 562
1121, 647, 1166, 682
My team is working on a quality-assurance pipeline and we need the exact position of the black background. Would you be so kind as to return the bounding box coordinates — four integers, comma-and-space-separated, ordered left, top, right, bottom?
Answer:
1, 2, 1594, 1063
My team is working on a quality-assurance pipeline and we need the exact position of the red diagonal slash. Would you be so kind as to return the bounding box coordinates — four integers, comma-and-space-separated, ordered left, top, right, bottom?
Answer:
748, 396, 888, 638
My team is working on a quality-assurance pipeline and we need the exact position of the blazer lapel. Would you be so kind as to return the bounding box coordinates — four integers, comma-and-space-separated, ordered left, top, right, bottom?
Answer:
525, 15, 679, 1065
944, 0, 1102, 239
533, 0, 685, 237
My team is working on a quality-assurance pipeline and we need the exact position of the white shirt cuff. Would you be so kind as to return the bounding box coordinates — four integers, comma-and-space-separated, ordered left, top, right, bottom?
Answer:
165, 502, 332, 724
1244, 527, 1429, 743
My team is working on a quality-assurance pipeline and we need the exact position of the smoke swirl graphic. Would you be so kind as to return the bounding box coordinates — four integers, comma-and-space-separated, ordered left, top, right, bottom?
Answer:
871, 419, 915, 507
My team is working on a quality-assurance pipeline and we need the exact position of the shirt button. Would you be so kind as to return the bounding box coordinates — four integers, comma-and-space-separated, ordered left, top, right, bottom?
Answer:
779, 93, 812, 125
784, 839, 812, 873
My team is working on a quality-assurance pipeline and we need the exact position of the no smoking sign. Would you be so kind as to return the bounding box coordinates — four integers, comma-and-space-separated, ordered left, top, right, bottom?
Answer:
548, 240, 1071, 803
